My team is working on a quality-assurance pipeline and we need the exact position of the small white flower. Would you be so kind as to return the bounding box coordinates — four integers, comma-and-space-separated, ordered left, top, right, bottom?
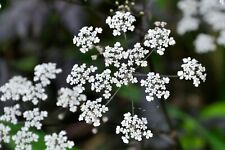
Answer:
177, 57, 206, 87
177, 0, 198, 16
177, 16, 200, 35
0, 76, 33, 102
44, 131, 74, 150
57, 87, 87, 112
0, 123, 11, 148
144, 22, 175, 55
91, 69, 113, 99
79, 98, 108, 127
194, 34, 216, 53
33, 63, 62, 87
103, 42, 124, 68
66, 64, 97, 89
125, 43, 149, 67
0, 104, 21, 124
12, 128, 39, 150
112, 63, 137, 87
106, 11, 136, 36
0, 63, 61, 105
73, 26, 103, 53
23, 108, 48, 130
140, 73, 170, 102
116, 112, 153, 143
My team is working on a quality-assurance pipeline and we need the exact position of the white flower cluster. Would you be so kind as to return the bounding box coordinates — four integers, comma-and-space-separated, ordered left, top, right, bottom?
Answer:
103, 42, 124, 67
12, 128, 39, 150
144, 22, 175, 55
66, 64, 97, 88
177, 0, 199, 35
73, 26, 103, 53
0, 63, 63, 149
0, 63, 62, 105
112, 63, 137, 87
177, 0, 225, 53
194, 34, 216, 53
23, 108, 48, 130
0, 123, 11, 148
91, 69, 112, 99
220, 0, 225, 5
125, 43, 149, 67
177, 57, 206, 87
64, 5, 208, 144
67, 64, 113, 99
34, 63, 62, 87
79, 98, 108, 127
106, 11, 136, 36
0, 76, 33, 102
140, 73, 170, 102
102, 42, 149, 87
0, 104, 21, 124
57, 87, 87, 112
44, 131, 74, 150
116, 112, 153, 144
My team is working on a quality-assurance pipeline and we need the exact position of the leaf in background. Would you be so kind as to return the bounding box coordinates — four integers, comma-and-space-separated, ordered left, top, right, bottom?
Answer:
168, 106, 225, 150
155, 0, 168, 9
201, 102, 225, 119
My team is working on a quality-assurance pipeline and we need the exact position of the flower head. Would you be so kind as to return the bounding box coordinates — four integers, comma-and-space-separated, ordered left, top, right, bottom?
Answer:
34, 63, 62, 87
79, 98, 108, 127
0, 104, 21, 124
12, 128, 39, 150
103, 42, 124, 68
73, 26, 103, 53
140, 73, 170, 102
66, 64, 97, 89
144, 22, 175, 55
116, 112, 153, 143
23, 108, 48, 130
0, 76, 33, 102
0, 123, 11, 148
44, 131, 74, 150
177, 57, 206, 87
194, 34, 216, 53
57, 87, 87, 112
91, 69, 113, 99
106, 11, 136, 36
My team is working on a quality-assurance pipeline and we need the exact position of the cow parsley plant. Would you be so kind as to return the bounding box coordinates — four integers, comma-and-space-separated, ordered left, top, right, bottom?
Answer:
0, 0, 208, 147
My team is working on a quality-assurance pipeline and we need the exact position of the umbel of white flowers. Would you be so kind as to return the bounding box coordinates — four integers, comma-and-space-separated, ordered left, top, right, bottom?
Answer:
0, 63, 74, 150
177, 0, 225, 53
0, 2, 207, 147
63, 3, 206, 144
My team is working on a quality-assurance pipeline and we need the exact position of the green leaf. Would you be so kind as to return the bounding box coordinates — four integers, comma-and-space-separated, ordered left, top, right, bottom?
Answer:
155, 0, 168, 8
201, 102, 225, 119
168, 106, 225, 150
